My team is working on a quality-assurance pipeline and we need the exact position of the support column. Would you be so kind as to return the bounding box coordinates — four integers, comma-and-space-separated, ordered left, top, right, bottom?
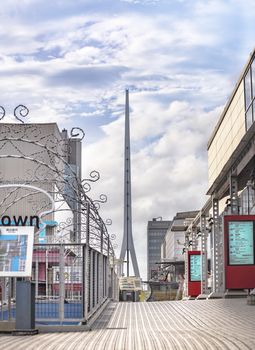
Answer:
230, 175, 239, 214
183, 232, 190, 298
226, 175, 247, 297
197, 214, 209, 299
191, 226, 197, 251
208, 197, 224, 298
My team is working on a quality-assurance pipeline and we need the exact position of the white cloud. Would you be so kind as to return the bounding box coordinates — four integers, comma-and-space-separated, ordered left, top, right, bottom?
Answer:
83, 97, 220, 277
0, 0, 253, 278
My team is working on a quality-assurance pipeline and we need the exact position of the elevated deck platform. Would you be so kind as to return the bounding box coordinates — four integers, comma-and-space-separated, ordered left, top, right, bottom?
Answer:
1, 299, 255, 349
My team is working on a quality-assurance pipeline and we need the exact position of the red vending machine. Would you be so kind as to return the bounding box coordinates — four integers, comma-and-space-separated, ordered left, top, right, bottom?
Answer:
187, 250, 201, 297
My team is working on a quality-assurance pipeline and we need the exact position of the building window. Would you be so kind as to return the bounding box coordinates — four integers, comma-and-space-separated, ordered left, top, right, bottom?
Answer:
246, 105, 253, 130
252, 61, 255, 97
244, 59, 255, 131
245, 69, 252, 109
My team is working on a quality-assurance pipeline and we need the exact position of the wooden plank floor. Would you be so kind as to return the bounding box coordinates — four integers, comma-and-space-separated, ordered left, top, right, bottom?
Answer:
1, 299, 255, 349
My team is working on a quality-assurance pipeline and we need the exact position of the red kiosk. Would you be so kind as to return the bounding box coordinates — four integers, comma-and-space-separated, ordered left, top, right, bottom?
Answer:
224, 215, 255, 290
187, 250, 201, 297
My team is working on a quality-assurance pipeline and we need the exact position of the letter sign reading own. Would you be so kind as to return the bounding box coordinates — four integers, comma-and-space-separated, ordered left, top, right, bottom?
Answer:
228, 221, 254, 265
189, 254, 201, 281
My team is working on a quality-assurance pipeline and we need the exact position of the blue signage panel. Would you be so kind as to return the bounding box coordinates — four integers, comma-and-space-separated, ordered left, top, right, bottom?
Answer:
190, 255, 201, 281
228, 221, 254, 265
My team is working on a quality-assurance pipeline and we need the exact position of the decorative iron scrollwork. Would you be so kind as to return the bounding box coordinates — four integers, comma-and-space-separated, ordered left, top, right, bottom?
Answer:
14, 105, 29, 123
0, 124, 116, 257
93, 194, 107, 206
0, 105, 29, 123
106, 219, 112, 226
82, 171, 100, 193
0, 106, 5, 120
110, 233, 116, 240
71, 127, 85, 140
85, 170, 100, 183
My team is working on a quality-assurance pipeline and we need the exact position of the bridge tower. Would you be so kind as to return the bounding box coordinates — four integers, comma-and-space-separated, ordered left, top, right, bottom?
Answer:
119, 90, 140, 277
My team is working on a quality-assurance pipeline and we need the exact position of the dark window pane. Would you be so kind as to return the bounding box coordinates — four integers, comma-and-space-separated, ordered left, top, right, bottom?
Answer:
246, 105, 253, 130
245, 69, 252, 110
252, 61, 255, 99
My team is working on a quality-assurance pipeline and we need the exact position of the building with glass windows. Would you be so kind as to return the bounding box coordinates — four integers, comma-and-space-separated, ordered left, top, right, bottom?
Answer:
162, 211, 199, 262
207, 49, 255, 196
147, 218, 171, 280
186, 49, 255, 298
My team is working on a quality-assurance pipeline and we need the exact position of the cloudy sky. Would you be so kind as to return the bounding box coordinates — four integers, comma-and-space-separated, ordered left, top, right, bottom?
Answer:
1, 0, 255, 279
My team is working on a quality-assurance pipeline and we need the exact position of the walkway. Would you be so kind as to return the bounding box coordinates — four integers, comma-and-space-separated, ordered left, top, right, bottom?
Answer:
1, 299, 255, 349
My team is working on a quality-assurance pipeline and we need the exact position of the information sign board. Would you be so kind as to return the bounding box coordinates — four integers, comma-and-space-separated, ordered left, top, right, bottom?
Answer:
228, 221, 254, 265
224, 215, 255, 290
190, 254, 201, 281
0, 226, 34, 277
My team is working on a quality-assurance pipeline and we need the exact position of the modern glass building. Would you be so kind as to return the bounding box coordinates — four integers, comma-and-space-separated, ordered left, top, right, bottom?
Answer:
207, 50, 255, 194
147, 218, 171, 280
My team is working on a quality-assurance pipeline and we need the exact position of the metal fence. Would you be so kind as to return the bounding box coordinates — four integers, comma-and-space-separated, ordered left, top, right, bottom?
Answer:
0, 124, 118, 327
0, 277, 16, 322
0, 243, 118, 326
34, 243, 113, 325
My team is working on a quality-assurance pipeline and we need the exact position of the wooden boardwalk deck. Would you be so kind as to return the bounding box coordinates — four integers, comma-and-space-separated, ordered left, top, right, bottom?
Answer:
1, 299, 255, 349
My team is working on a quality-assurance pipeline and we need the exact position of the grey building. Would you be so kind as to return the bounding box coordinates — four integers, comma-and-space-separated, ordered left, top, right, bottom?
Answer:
163, 211, 199, 262
147, 218, 171, 280
160, 211, 199, 282
0, 123, 82, 243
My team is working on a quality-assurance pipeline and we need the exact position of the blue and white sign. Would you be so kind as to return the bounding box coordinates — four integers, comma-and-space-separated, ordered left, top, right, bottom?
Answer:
0, 226, 34, 277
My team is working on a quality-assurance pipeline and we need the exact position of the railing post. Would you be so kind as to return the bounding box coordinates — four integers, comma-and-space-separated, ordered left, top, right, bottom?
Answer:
101, 224, 104, 254
84, 202, 90, 323
35, 259, 39, 298
107, 235, 110, 298
59, 245, 65, 324
90, 250, 94, 312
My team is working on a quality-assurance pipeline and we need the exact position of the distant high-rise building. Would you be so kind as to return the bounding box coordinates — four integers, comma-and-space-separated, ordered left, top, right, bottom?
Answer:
147, 218, 171, 280
160, 211, 199, 282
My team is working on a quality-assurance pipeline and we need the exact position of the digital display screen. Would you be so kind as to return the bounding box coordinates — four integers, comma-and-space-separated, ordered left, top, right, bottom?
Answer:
190, 255, 201, 281
228, 221, 254, 265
